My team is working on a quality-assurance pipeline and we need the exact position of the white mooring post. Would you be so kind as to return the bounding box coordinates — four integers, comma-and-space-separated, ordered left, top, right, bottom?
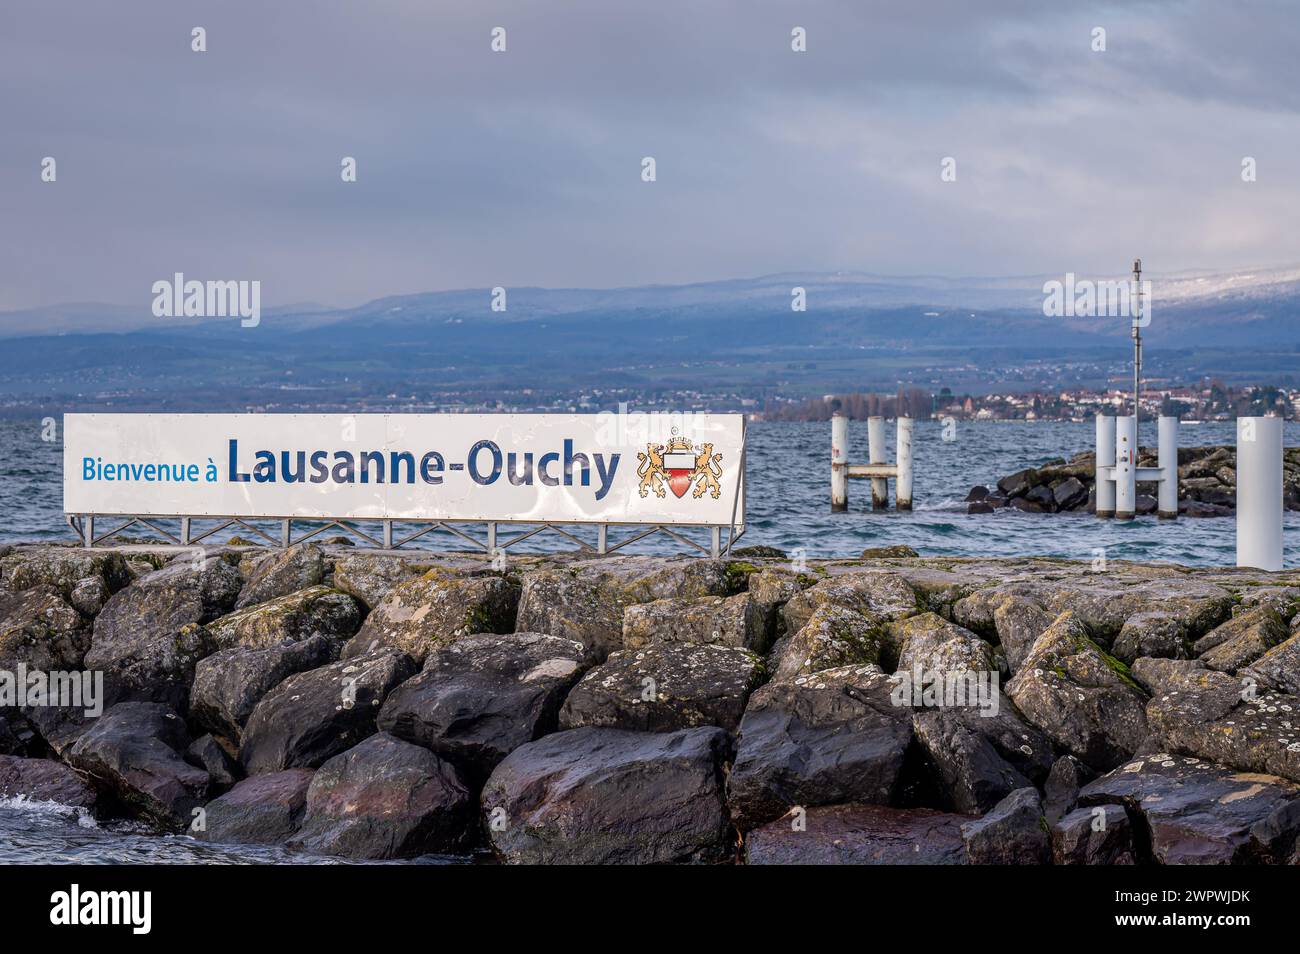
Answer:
829, 415, 914, 512
1157, 415, 1179, 519
1237, 416, 1283, 571
867, 416, 888, 510
896, 417, 914, 511
1094, 414, 1116, 518
831, 414, 849, 512
1114, 415, 1137, 520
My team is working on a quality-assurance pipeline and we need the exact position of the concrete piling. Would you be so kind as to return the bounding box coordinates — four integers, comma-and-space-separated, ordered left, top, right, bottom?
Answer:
1237, 416, 1283, 571
1094, 414, 1116, 518
831, 414, 848, 512
1114, 415, 1137, 520
867, 416, 887, 510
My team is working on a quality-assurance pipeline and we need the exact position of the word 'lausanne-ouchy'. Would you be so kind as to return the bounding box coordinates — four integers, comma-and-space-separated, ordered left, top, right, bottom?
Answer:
227, 437, 622, 499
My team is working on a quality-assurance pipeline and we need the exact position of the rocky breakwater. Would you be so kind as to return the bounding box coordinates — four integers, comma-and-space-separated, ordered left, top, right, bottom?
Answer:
3, 540, 1300, 864
968, 444, 1300, 516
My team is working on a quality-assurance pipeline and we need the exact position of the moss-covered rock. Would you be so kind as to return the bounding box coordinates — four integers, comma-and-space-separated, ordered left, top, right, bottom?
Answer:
0, 584, 89, 672
206, 586, 363, 653
622, 592, 768, 654
1005, 611, 1149, 770
341, 571, 518, 663
559, 642, 764, 733
770, 604, 886, 682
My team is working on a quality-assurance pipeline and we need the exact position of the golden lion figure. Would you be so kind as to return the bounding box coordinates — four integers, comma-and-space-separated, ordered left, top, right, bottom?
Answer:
636, 444, 667, 498
691, 442, 724, 499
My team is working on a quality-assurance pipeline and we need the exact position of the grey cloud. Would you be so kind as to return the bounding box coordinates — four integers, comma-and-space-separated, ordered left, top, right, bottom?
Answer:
1, 0, 1298, 313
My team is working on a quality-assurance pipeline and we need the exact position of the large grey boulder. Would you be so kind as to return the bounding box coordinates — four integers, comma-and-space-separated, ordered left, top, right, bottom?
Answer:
559, 643, 764, 734
747, 568, 810, 643
206, 586, 363, 652
482, 726, 733, 864
952, 583, 1043, 637
69, 576, 111, 617
1051, 804, 1135, 865
83, 557, 243, 709
0, 715, 29, 756
781, 570, 920, 634
197, 768, 314, 845
727, 665, 912, 830
0, 754, 98, 810
894, 612, 996, 674
341, 571, 518, 663
333, 554, 430, 609
1142, 661, 1300, 784
0, 548, 130, 599
960, 787, 1051, 864
514, 558, 737, 661
1244, 632, 1300, 695
235, 543, 326, 609
1194, 607, 1289, 673
185, 734, 238, 792
191, 636, 335, 743
621, 593, 768, 653
0, 585, 89, 672
291, 733, 474, 859
1080, 755, 1300, 864
911, 696, 1053, 814
239, 649, 415, 774
378, 633, 589, 786
992, 595, 1054, 674
66, 702, 208, 830
1005, 610, 1149, 770
1043, 754, 1095, 823
769, 604, 886, 681
746, 804, 970, 865
1112, 610, 1190, 665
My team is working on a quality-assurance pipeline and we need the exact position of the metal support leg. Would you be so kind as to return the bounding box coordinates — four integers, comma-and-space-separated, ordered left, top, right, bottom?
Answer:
597, 524, 608, 554
84, 515, 95, 547
487, 522, 496, 557
711, 526, 721, 559
281, 519, 291, 548
383, 520, 393, 549
181, 517, 191, 545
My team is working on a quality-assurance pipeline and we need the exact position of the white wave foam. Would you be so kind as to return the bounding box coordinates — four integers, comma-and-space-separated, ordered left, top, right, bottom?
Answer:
0, 794, 98, 828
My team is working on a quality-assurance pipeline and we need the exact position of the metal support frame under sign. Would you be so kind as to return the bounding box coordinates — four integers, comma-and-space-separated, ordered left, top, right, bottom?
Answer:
65, 514, 746, 559
62, 413, 748, 559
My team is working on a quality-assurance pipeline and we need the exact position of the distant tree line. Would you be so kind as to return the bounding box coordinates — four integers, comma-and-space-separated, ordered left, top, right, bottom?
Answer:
767, 388, 934, 421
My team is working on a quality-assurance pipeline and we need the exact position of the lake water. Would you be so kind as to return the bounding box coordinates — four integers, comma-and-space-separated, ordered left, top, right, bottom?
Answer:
4, 417, 1298, 566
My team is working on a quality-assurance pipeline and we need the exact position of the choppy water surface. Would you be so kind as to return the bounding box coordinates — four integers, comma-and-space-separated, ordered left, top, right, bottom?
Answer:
4, 417, 1298, 565
0, 796, 467, 864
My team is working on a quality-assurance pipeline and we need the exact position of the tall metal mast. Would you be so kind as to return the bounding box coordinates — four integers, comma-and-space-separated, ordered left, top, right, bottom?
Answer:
1132, 258, 1143, 428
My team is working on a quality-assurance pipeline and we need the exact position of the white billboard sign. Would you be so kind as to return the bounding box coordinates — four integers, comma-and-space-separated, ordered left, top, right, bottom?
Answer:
63, 413, 745, 526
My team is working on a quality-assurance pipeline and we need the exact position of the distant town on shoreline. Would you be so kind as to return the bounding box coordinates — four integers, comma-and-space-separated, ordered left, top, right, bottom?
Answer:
1, 380, 1292, 424
767, 381, 1298, 423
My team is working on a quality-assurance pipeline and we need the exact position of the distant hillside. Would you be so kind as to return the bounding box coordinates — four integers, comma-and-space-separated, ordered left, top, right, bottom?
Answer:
0, 267, 1297, 410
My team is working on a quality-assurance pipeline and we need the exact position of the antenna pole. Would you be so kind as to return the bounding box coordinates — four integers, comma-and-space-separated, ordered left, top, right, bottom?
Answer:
1132, 258, 1143, 429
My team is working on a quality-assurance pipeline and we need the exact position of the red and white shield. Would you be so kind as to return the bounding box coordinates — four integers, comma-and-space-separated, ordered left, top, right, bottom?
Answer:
662, 450, 696, 499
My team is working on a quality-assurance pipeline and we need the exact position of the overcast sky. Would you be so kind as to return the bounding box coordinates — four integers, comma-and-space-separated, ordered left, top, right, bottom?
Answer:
2, 0, 1299, 311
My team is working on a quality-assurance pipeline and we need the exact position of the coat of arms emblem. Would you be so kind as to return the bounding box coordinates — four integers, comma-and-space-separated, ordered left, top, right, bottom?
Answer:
636, 435, 723, 500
